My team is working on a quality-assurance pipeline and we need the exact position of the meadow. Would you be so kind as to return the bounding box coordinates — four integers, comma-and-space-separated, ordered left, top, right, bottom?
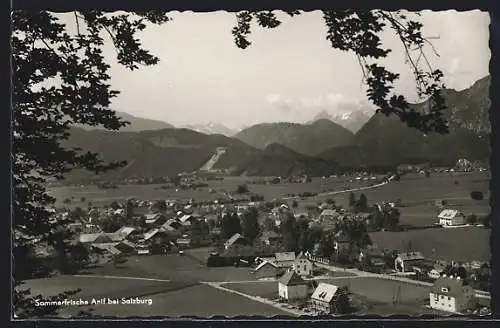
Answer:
20, 276, 290, 318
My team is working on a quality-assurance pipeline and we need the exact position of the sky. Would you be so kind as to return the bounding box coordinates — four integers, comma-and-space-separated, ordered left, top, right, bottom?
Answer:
57, 10, 490, 129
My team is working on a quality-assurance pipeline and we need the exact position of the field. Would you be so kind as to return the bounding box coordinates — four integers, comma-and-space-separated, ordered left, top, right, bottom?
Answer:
370, 227, 490, 262
48, 176, 377, 208
19, 276, 290, 318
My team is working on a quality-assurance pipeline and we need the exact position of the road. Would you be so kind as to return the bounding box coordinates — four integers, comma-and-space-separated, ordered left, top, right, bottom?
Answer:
282, 176, 394, 201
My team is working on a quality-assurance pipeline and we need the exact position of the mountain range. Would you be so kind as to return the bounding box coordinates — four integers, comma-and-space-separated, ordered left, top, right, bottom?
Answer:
64, 76, 490, 180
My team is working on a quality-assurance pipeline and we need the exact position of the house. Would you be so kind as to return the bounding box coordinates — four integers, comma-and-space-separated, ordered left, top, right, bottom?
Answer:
114, 240, 137, 254
224, 233, 246, 250
311, 283, 343, 314
161, 219, 182, 232
179, 214, 197, 226
277, 271, 308, 301
143, 228, 171, 245
275, 252, 296, 268
319, 209, 339, 221
438, 209, 466, 226
90, 243, 122, 256
78, 233, 114, 244
144, 213, 166, 226
429, 276, 475, 313
253, 260, 280, 279
395, 252, 426, 273
428, 269, 443, 280
114, 226, 138, 240
259, 230, 283, 247
293, 252, 313, 277
176, 234, 192, 249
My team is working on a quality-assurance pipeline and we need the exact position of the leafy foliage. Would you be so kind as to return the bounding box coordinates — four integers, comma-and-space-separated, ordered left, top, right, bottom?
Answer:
12, 10, 171, 317
232, 10, 448, 134
241, 207, 260, 243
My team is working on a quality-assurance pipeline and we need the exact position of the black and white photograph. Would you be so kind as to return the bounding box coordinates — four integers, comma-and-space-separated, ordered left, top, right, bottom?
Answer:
12, 9, 492, 319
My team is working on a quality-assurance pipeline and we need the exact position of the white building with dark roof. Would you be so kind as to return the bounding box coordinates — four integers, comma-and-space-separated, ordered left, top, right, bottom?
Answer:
429, 275, 475, 313
277, 271, 308, 301
438, 209, 466, 226
311, 283, 342, 314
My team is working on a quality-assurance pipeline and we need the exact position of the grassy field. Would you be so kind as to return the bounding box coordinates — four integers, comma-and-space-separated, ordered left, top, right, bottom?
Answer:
19, 276, 290, 318
48, 176, 377, 208
297, 172, 490, 227
82, 253, 259, 283
370, 227, 490, 262
221, 276, 438, 316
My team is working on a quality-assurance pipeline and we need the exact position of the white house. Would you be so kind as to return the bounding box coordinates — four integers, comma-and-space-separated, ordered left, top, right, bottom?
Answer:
429, 276, 475, 313
311, 283, 342, 314
293, 252, 313, 277
438, 209, 466, 226
278, 271, 308, 301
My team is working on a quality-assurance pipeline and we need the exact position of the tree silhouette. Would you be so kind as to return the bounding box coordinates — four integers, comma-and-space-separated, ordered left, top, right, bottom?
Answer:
12, 11, 170, 318
13, 10, 449, 318
241, 207, 260, 243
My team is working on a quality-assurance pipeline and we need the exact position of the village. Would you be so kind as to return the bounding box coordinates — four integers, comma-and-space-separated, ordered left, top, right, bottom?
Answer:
31, 160, 491, 317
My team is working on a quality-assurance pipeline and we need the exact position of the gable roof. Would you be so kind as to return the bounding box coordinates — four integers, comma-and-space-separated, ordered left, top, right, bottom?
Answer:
224, 233, 244, 248
275, 252, 296, 262
115, 226, 136, 237
255, 260, 279, 271
91, 243, 122, 255
431, 276, 468, 298
79, 233, 113, 244
397, 252, 425, 261
144, 228, 162, 241
438, 209, 462, 219
295, 251, 310, 261
278, 271, 306, 286
179, 214, 194, 223
145, 213, 162, 223
106, 232, 125, 242
311, 283, 339, 303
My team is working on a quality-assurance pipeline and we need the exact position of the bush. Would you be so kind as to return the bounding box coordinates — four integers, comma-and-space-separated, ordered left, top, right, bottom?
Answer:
470, 191, 484, 201
236, 184, 249, 194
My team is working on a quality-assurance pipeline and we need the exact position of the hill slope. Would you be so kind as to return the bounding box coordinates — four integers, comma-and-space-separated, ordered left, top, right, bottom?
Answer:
62, 128, 341, 181
234, 119, 355, 157
77, 111, 175, 132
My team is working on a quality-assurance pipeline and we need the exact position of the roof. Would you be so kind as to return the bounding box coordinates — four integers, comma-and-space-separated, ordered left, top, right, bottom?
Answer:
397, 252, 425, 261
179, 214, 194, 223
106, 232, 125, 242
78, 233, 112, 244
144, 228, 161, 241
255, 260, 278, 271
438, 209, 461, 220
278, 271, 306, 286
275, 252, 296, 262
145, 213, 162, 221
224, 233, 244, 248
115, 226, 136, 237
116, 240, 136, 249
431, 276, 468, 298
295, 252, 310, 261
311, 283, 339, 303
91, 243, 122, 255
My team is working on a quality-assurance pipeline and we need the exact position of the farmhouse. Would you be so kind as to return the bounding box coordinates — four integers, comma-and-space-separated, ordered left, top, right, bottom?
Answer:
429, 276, 475, 313
438, 209, 466, 226
395, 252, 426, 273
311, 283, 342, 314
278, 271, 308, 301
224, 233, 246, 250
293, 252, 313, 277
253, 260, 280, 279
275, 252, 296, 268
114, 226, 139, 240
144, 213, 166, 226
